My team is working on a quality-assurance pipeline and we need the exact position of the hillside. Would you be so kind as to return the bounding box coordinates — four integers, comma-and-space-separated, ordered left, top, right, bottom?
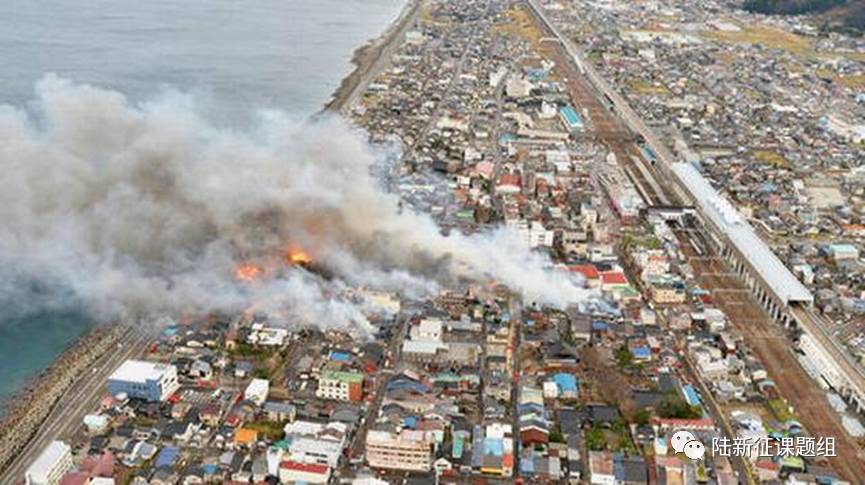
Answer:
742, 0, 865, 34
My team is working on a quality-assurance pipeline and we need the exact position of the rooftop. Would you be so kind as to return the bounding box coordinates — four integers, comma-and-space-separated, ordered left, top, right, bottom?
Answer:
27, 440, 70, 478
320, 370, 364, 384
108, 360, 174, 384
672, 162, 813, 305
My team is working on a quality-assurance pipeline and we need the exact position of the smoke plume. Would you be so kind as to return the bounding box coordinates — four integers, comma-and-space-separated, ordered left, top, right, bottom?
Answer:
0, 76, 593, 333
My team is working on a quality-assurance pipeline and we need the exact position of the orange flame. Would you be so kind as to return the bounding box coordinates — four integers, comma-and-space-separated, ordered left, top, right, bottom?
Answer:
234, 263, 263, 282
286, 246, 312, 265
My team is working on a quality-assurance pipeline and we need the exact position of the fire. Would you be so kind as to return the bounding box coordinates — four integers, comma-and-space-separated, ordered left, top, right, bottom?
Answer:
286, 246, 312, 266
234, 263, 263, 282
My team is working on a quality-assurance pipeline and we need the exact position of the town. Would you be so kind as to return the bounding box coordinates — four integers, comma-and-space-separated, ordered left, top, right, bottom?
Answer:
4, 0, 865, 484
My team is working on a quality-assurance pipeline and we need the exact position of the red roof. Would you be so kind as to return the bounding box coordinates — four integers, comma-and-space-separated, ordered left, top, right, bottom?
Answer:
498, 174, 521, 187
280, 461, 329, 474
569, 264, 599, 279
600, 271, 628, 285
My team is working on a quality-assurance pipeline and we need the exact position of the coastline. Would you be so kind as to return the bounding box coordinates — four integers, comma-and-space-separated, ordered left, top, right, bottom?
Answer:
0, 4, 418, 476
0, 325, 123, 473
324, 0, 421, 113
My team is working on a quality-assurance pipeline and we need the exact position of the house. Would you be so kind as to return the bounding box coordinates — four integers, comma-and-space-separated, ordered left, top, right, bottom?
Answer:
587, 405, 620, 427
549, 373, 579, 399
519, 424, 549, 446
244, 378, 269, 406
588, 451, 614, 485
234, 361, 254, 379
600, 271, 629, 292
233, 428, 258, 447
569, 265, 600, 288
189, 360, 213, 380
263, 401, 296, 422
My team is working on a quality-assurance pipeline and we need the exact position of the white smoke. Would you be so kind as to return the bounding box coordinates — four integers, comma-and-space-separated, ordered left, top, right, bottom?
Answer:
0, 76, 594, 331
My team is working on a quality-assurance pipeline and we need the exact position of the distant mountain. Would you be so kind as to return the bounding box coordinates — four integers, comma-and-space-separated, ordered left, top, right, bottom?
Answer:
742, 0, 865, 34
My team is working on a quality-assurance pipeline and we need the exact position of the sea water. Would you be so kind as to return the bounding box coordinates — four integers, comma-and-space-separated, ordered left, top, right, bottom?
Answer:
0, 0, 404, 409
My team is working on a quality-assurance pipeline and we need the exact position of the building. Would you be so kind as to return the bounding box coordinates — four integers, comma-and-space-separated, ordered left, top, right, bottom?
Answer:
278, 461, 330, 484
559, 105, 584, 132
315, 370, 363, 402
366, 429, 434, 472
244, 378, 270, 406
588, 451, 614, 485
26, 441, 73, 485
282, 420, 348, 467
107, 360, 179, 402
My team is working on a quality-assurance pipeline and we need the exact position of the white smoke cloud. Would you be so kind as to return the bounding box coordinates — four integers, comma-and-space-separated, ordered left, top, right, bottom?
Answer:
0, 76, 595, 331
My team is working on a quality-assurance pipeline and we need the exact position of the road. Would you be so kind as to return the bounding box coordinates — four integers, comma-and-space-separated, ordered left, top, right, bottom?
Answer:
329, 0, 422, 113
339, 305, 412, 479
525, 0, 693, 207
523, 0, 865, 481
1, 327, 151, 484
680, 349, 754, 484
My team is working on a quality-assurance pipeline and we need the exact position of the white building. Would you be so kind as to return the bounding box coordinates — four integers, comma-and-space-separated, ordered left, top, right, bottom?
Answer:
366, 429, 434, 472
244, 378, 270, 406
315, 370, 363, 402
26, 441, 73, 485
107, 360, 179, 402
410, 319, 442, 341
282, 420, 348, 467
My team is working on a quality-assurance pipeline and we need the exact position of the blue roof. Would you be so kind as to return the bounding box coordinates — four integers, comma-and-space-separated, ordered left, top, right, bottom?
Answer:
559, 105, 583, 129
552, 373, 578, 393
631, 347, 651, 358
329, 351, 352, 362
592, 321, 609, 331
452, 435, 465, 459
155, 446, 179, 468
404, 416, 418, 429
682, 384, 702, 406
387, 377, 429, 394
484, 438, 504, 456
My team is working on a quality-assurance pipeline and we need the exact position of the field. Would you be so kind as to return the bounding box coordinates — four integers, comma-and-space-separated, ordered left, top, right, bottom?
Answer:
702, 24, 813, 55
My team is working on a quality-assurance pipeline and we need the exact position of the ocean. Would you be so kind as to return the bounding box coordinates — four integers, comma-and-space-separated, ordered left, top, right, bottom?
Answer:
0, 0, 404, 409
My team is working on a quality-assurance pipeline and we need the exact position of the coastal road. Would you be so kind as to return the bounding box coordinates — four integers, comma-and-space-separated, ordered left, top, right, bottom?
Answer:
1, 326, 151, 484
331, 0, 422, 113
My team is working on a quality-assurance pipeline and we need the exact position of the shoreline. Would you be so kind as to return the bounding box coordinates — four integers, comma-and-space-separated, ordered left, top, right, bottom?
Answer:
323, 0, 421, 113
0, 325, 123, 473
0, 4, 419, 476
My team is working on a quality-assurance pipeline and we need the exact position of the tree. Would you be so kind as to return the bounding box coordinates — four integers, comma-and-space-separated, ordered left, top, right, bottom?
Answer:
615, 345, 633, 368
635, 408, 652, 427
585, 426, 606, 451
658, 392, 702, 420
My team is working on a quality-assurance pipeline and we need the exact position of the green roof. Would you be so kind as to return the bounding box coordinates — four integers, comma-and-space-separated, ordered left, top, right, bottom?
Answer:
320, 370, 364, 384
